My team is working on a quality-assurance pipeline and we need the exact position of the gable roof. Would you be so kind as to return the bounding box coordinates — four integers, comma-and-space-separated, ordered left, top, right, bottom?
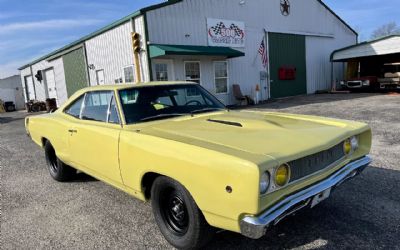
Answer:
19, 0, 355, 70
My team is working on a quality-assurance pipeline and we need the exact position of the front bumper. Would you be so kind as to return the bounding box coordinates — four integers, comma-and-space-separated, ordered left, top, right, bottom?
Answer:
240, 155, 372, 239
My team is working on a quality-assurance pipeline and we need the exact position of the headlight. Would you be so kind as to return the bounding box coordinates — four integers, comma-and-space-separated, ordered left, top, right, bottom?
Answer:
362, 80, 370, 86
259, 171, 270, 194
340, 80, 345, 85
275, 164, 291, 187
343, 136, 359, 155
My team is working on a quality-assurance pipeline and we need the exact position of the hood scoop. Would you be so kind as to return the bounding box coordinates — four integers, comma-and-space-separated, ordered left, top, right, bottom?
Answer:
207, 119, 243, 127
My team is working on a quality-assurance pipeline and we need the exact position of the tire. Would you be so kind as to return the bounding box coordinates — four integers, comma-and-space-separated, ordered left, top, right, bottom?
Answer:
151, 176, 215, 249
44, 141, 75, 182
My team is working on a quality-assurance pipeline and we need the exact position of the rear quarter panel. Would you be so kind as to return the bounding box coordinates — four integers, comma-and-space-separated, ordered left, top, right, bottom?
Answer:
26, 113, 71, 162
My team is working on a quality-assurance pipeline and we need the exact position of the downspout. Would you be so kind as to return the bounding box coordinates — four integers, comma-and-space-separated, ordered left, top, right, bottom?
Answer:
143, 12, 153, 81
82, 43, 91, 86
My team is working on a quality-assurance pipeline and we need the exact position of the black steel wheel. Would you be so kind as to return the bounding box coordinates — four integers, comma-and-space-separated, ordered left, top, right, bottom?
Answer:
44, 141, 75, 182
160, 189, 189, 236
151, 176, 215, 249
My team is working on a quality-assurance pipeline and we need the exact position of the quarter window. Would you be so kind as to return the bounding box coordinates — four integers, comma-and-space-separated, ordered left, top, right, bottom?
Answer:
64, 95, 84, 118
81, 91, 113, 122
108, 96, 120, 124
214, 61, 228, 94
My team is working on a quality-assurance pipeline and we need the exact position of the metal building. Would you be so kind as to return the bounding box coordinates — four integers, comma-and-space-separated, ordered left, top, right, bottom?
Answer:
19, 0, 357, 106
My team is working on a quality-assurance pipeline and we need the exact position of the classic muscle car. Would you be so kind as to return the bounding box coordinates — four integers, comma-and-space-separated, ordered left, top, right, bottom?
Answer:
25, 82, 372, 249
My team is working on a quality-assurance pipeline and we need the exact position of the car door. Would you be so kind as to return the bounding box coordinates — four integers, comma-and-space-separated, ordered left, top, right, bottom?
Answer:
68, 90, 123, 185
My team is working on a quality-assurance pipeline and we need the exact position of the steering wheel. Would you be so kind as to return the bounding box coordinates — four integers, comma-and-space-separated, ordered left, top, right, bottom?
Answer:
184, 100, 202, 106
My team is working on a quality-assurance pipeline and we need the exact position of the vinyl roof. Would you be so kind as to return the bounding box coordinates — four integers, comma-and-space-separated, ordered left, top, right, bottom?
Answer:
19, 0, 355, 70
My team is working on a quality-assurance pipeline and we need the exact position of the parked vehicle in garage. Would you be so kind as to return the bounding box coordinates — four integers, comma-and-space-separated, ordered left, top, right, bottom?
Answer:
378, 63, 400, 90
340, 76, 378, 90
25, 82, 372, 249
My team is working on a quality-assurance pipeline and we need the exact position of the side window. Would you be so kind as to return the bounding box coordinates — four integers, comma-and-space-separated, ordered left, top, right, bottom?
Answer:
108, 96, 120, 124
81, 91, 112, 122
64, 95, 84, 118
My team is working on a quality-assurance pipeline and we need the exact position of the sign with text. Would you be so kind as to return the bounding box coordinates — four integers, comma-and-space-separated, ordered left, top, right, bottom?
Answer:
207, 18, 245, 47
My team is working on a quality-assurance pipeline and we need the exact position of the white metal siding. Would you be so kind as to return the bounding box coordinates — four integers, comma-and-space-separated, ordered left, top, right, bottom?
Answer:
29, 58, 68, 104
146, 0, 357, 101
85, 21, 135, 85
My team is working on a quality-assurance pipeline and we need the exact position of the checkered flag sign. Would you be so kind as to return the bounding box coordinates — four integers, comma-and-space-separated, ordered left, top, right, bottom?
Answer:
230, 24, 243, 37
212, 22, 226, 35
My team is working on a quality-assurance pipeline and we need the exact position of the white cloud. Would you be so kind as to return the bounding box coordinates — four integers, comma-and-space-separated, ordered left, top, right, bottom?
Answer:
0, 19, 102, 34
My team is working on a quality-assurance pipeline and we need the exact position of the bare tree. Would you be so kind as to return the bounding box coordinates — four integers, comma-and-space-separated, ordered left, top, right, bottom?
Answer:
371, 22, 400, 39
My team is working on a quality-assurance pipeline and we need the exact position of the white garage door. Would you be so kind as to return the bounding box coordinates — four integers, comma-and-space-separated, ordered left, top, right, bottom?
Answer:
24, 75, 35, 100
44, 68, 58, 100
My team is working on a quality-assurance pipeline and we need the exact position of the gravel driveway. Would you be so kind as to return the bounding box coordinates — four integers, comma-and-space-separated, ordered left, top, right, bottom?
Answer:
1, 93, 399, 249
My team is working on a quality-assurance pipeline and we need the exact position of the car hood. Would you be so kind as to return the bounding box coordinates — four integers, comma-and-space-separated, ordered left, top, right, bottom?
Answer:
137, 110, 368, 160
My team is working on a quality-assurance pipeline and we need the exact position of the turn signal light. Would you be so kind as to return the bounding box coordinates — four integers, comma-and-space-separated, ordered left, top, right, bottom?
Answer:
275, 164, 291, 187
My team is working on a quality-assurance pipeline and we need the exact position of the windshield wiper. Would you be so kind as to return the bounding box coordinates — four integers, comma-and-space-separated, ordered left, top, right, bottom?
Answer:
140, 113, 186, 122
190, 108, 225, 115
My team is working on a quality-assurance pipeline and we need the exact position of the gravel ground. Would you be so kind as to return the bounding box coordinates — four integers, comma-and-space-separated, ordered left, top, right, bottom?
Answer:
1, 93, 399, 250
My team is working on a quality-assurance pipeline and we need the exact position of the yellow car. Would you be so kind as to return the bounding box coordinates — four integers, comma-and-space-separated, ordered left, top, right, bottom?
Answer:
25, 82, 372, 249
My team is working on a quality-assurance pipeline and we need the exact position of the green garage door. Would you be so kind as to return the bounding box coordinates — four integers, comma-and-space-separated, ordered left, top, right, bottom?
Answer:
269, 33, 307, 98
63, 47, 88, 97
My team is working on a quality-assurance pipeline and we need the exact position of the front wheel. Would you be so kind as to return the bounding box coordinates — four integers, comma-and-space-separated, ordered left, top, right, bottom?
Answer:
44, 141, 75, 182
151, 176, 215, 249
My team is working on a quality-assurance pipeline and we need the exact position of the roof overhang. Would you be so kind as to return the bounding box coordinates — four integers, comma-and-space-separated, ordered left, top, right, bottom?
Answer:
331, 35, 400, 62
149, 44, 245, 58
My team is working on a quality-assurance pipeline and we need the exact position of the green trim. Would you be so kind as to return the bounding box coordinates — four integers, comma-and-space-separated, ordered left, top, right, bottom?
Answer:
330, 35, 400, 61
149, 44, 245, 58
19, 0, 184, 70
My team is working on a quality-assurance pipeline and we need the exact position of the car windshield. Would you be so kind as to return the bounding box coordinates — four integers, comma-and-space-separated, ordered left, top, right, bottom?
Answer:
119, 84, 226, 124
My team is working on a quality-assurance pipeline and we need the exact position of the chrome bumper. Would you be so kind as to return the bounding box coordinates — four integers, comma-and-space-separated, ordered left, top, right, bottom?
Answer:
240, 156, 372, 239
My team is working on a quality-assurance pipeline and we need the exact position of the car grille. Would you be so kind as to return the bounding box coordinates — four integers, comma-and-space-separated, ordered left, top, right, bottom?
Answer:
347, 81, 362, 87
289, 143, 345, 183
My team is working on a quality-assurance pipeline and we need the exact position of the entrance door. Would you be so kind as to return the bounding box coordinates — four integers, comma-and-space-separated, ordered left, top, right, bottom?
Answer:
96, 69, 105, 85
24, 75, 35, 100
268, 33, 307, 98
44, 68, 58, 101
152, 59, 174, 81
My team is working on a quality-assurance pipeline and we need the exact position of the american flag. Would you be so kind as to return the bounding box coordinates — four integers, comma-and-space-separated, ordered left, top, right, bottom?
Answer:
258, 39, 268, 68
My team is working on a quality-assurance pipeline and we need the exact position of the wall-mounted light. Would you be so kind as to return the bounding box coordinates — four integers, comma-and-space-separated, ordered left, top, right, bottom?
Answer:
239, 0, 246, 5
88, 64, 95, 70
185, 34, 191, 38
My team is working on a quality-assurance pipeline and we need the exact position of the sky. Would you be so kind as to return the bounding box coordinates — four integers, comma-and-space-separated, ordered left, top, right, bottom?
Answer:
0, 0, 399, 79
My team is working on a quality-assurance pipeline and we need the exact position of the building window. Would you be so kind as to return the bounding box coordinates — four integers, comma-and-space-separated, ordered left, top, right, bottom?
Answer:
214, 61, 228, 94
124, 65, 135, 83
155, 63, 169, 81
184, 61, 201, 84
184, 61, 201, 96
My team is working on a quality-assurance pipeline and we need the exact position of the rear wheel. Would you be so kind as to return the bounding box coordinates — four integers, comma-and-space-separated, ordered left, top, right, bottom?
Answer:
151, 176, 215, 249
44, 141, 75, 181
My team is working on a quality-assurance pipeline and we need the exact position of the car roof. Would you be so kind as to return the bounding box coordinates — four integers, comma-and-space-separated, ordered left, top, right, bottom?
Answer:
81, 81, 198, 92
